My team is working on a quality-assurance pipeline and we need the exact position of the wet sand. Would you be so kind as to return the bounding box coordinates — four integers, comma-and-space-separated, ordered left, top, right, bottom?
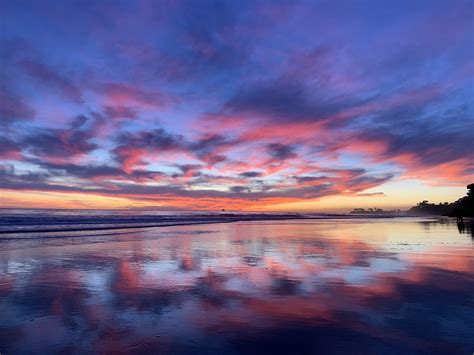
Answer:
0, 217, 473, 354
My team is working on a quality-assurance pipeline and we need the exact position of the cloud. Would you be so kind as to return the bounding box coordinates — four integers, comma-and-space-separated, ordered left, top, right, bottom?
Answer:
346, 174, 394, 192
0, 159, 396, 209
293, 175, 328, 184
188, 134, 240, 165
0, 137, 22, 159
348, 103, 474, 182
239, 171, 262, 178
0, 89, 35, 124
113, 128, 242, 172
156, 0, 250, 81
103, 106, 138, 120
266, 143, 297, 160
356, 192, 385, 197
19, 59, 83, 103
32, 160, 123, 179
113, 128, 186, 171
22, 129, 97, 160
30, 159, 170, 183
100, 83, 172, 108
226, 81, 333, 121
21, 114, 100, 161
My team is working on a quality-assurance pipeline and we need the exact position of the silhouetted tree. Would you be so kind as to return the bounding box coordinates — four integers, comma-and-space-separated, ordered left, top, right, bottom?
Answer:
410, 184, 474, 217
410, 200, 451, 215
449, 183, 474, 217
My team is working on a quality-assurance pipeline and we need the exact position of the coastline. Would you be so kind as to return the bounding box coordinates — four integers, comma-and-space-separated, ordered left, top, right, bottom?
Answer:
0, 211, 434, 235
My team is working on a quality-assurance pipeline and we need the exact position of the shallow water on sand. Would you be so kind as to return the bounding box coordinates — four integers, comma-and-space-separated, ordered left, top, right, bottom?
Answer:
0, 218, 473, 354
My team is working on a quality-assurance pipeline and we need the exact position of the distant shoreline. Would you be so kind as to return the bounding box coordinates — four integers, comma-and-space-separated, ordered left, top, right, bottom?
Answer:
0, 212, 446, 235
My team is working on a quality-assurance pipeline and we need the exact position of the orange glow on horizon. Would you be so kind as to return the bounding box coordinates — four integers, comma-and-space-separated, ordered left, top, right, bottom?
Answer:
0, 180, 466, 212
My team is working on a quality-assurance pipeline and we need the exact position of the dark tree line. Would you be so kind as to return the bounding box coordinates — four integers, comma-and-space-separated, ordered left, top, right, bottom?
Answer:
410, 184, 474, 217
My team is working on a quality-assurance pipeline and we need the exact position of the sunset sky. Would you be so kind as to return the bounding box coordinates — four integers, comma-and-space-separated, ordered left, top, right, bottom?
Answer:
1, 0, 473, 211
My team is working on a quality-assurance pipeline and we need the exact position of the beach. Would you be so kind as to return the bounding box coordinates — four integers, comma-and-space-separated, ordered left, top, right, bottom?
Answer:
0, 212, 473, 354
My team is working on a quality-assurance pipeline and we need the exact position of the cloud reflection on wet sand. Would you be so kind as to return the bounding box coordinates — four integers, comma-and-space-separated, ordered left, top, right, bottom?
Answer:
0, 219, 473, 354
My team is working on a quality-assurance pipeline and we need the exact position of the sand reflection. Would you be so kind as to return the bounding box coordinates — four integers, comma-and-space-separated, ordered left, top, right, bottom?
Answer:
0, 219, 473, 353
